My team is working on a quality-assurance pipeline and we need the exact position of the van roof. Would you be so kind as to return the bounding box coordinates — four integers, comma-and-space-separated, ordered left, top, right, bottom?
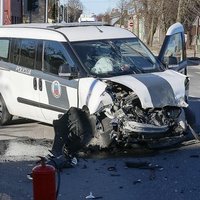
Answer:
2, 22, 109, 29
1, 22, 136, 42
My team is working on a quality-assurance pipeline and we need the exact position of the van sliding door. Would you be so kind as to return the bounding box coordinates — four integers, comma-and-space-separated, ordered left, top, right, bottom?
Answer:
8, 38, 44, 121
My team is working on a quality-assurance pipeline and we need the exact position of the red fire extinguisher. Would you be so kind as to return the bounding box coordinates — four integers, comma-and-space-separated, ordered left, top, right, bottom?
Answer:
32, 157, 56, 200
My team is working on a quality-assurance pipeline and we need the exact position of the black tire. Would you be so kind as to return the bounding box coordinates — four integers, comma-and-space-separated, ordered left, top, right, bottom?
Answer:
52, 107, 94, 156
94, 114, 113, 148
0, 95, 12, 125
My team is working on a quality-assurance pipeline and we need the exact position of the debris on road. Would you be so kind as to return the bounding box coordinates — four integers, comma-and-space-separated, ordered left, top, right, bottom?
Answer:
86, 192, 95, 199
125, 161, 163, 171
133, 179, 142, 184
107, 166, 117, 172
85, 192, 103, 199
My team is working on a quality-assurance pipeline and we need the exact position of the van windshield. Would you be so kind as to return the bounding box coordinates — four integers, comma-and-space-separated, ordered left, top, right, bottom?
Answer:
72, 38, 163, 77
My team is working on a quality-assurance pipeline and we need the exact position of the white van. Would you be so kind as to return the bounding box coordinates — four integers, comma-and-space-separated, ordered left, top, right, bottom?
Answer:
0, 22, 189, 147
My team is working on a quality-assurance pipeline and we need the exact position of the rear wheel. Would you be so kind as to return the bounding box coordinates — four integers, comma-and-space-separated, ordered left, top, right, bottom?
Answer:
0, 95, 12, 125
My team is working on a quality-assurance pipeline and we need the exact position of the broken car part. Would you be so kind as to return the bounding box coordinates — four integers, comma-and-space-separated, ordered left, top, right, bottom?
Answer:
85, 192, 103, 199
125, 161, 163, 170
51, 107, 94, 156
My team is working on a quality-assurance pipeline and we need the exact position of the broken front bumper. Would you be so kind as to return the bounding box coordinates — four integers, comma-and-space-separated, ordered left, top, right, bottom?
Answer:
124, 121, 169, 133
122, 120, 182, 140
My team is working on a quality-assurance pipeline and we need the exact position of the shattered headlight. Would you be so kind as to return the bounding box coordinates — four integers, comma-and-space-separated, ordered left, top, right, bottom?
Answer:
165, 107, 181, 119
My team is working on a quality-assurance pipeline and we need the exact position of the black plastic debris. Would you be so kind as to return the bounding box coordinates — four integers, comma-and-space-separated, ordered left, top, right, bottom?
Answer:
133, 179, 142, 184
107, 166, 117, 172
125, 161, 163, 171
46, 151, 78, 170
110, 174, 120, 177
125, 161, 150, 168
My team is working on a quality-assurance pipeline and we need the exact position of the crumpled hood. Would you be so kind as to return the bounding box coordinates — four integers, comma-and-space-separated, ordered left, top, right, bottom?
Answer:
106, 70, 187, 109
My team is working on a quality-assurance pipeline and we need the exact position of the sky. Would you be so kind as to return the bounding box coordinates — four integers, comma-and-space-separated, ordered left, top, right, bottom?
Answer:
61, 0, 118, 15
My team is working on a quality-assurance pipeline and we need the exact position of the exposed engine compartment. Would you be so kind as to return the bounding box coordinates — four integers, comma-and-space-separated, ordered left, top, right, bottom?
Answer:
93, 81, 187, 148
51, 78, 188, 157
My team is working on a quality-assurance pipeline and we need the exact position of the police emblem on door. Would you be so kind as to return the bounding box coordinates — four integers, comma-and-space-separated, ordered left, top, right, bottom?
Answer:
51, 81, 61, 98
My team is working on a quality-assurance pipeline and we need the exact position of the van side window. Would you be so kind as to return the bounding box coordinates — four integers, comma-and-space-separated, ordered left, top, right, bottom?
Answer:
44, 41, 71, 75
11, 39, 21, 65
11, 39, 37, 69
163, 33, 183, 64
35, 41, 43, 71
0, 39, 10, 62
19, 39, 37, 69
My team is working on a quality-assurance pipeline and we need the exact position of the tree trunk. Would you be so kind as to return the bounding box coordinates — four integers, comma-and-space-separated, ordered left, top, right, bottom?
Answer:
176, 0, 183, 22
147, 16, 158, 46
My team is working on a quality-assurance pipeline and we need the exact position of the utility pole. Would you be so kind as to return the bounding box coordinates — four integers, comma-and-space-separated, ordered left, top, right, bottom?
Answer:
176, 0, 183, 22
45, 0, 48, 23
57, 0, 60, 23
66, 0, 69, 23
194, 16, 200, 57
63, 5, 65, 21
29, 10, 32, 23
0, 0, 3, 25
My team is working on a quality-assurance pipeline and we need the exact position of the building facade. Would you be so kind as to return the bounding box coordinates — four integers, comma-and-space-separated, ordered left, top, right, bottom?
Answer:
0, 0, 2, 25
23, 0, 46, 23
1, 0, 46, 24
3, 0, 22, 24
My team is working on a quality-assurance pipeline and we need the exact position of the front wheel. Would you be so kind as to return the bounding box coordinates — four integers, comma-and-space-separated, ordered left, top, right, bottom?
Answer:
0, 95, 12, 125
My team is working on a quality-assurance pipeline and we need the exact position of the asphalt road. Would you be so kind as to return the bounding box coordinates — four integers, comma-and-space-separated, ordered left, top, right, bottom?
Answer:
0, 63, 200, 200
188, 61, 200, 98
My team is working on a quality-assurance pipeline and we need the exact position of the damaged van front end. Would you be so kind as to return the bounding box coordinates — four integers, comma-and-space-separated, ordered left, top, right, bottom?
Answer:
79, 69, 189, 149
50, 22, 189, 158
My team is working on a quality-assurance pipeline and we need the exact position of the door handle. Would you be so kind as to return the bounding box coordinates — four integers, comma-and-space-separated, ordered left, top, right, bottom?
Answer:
33, 77, 37, 90
39, 78, 42, 91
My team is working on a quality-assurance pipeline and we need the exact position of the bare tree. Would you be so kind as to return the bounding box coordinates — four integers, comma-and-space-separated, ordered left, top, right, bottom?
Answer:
97, 12, 111, 24
138, 0, 162, 46
176, 0, 200, 48
117, 0, 129, 27
131, 0, 199, 46
66, 0, 83, 22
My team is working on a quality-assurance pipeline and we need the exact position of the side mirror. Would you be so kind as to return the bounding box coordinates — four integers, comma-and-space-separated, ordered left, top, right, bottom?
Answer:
58, 64, 78, 78
163, 56, 178, 67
